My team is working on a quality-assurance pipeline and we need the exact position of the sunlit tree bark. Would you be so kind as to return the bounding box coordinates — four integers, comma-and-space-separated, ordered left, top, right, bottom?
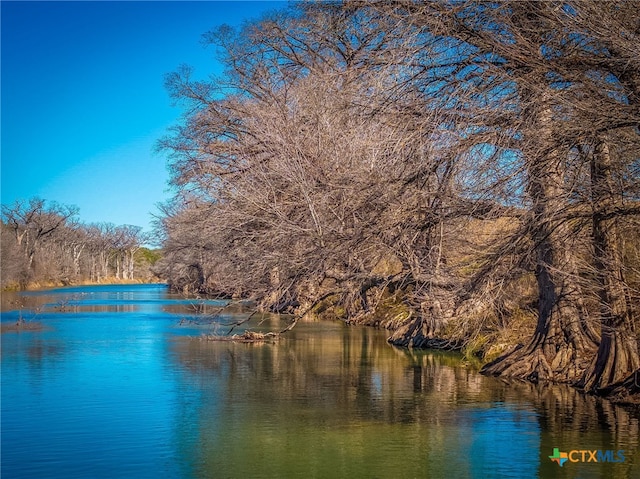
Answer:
578, 136, 640, 391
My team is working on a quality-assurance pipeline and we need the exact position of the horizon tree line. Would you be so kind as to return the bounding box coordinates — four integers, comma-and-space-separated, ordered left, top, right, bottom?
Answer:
1, 197, 158, 288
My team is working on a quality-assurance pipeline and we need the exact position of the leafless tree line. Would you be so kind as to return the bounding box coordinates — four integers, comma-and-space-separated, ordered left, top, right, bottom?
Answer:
1, 198, 154, 287
157, 1, 639, 396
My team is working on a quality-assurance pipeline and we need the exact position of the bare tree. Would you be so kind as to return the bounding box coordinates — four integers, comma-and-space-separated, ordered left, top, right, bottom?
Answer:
158, 1, 639, 396
1, 199, 154, 288
1, 198, 78, 279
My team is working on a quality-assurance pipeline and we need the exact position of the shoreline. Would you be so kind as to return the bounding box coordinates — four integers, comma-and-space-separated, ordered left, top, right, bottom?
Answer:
2, 278, 166, 293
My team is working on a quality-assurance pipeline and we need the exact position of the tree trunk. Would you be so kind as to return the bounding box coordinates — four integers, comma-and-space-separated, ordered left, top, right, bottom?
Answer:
90, 254, 97, 282
481, 86, 598, 383
72, 243, 84, 279
387, 288, 455, 349
129, 250, 134, 280
100, 251, 109, 281
27, 245, 37, 273
578, 137, 639, 392
481, 218, 597, 382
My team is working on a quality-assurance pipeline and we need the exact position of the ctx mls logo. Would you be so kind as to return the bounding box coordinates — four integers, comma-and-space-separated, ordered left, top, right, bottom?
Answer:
549, 448, 569, 466
549, 447, 626, 467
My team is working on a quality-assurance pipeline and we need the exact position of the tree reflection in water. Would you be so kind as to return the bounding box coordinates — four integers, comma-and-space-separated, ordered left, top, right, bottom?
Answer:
169, 321, 640, 479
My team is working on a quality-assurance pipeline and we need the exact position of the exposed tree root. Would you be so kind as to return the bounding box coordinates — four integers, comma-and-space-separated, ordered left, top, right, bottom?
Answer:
387, 314, 454, 349
577, 328, 640, 393
600, 369, 640, 405
480, 339, 592, 384
480, 304, 598, 384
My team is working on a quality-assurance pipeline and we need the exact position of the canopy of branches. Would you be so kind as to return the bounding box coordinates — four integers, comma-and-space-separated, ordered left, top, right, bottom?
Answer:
157, 1, 639, 394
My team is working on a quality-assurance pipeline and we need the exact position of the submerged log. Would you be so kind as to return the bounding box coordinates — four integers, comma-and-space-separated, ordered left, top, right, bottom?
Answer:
201, 331, 280, 343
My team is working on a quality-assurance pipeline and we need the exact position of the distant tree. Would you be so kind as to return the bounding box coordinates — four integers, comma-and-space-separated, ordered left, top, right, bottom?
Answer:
1, 198, 155, 288
0, 221, 28, 287
1, 198, 78, 280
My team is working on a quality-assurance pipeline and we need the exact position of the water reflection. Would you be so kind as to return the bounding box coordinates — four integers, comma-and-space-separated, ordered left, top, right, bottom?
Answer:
1, 285, 638, 479
168, 321, 640, 479
1, 284, 164, 317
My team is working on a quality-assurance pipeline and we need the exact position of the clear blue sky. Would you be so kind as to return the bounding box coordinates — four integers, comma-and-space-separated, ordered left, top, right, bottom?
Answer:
1, 0, 286, 234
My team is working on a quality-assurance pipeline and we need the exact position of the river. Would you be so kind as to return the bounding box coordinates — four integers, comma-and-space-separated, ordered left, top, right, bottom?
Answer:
1, 284, 638, 478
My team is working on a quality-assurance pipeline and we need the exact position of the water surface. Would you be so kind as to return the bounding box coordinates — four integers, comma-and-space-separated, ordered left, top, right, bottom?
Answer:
2, 284, 638, 478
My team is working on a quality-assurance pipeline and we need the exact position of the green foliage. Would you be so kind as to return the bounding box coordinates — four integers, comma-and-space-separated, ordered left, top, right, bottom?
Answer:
136, 248, 162, 265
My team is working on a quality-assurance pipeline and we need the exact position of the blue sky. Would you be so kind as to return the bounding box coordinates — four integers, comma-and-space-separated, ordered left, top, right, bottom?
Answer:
1, 1, 286, 234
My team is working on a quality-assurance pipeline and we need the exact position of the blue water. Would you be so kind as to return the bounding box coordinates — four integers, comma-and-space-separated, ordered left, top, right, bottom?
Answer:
1, 284, 638, 478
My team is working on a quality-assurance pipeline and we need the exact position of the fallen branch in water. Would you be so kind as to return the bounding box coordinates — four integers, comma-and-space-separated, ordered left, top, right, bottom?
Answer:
201, 330, 280, 343
226, 310, 259, 335
200, 292, 339, 341
179, 301, 235, 326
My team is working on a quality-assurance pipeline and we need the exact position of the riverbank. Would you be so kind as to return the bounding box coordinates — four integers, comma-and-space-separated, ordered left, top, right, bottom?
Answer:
290, 288, 640, 406
2, 278, 165, 293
